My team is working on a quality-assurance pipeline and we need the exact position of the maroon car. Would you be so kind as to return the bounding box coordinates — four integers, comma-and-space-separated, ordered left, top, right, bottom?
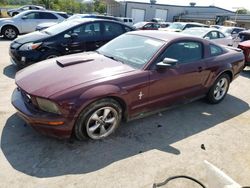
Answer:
11, 31, 244, 140
133, 22, 161, 30
238, 40, 250, 67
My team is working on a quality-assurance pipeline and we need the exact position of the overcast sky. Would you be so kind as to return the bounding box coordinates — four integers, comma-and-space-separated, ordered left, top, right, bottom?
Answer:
118, 0, 250, 11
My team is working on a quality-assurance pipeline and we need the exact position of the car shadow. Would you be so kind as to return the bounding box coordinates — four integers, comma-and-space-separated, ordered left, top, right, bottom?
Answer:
3, 65, 19, 79
241, 68, 250, 79
1, 95, 249, 178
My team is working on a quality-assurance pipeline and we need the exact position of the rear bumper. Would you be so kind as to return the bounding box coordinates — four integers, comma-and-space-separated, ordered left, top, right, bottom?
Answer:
11, 88, 74, 139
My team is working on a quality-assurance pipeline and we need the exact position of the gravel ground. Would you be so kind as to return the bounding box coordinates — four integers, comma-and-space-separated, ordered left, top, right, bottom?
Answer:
0, 37, 250, 188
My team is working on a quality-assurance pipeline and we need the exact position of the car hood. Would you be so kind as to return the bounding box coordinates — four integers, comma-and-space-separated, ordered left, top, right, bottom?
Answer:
239, 40, 250, 48
14, 31, 50, 44
37, 22, 57, 29
15, 52, 136, 98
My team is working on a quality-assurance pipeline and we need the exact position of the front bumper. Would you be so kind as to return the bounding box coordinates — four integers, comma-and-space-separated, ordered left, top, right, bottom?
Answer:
11, 88, 74, 139
9, 47, 43, 67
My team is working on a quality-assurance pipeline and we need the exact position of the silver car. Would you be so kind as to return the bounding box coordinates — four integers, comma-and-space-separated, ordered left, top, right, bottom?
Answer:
0, 10, 66, 40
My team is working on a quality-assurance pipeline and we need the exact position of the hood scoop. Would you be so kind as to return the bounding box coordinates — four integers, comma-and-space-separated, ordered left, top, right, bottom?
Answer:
56, 56, 94, 67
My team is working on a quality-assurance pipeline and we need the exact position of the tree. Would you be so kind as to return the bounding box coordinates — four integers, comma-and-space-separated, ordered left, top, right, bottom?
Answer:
93, 0, 106, 14
236, 8, 248, 14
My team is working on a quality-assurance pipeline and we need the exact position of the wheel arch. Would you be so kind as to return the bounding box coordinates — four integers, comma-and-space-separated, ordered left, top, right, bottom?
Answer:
76, 85, 129, 121
1, 24, 20, 35
217, 70, 233, 82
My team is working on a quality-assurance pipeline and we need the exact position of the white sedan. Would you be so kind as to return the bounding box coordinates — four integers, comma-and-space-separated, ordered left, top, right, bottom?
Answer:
182, 27, 233, 46
0, 10, 66, 40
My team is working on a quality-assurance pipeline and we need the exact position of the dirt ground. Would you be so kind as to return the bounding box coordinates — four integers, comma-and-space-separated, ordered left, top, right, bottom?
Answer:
0, 37, 250, 188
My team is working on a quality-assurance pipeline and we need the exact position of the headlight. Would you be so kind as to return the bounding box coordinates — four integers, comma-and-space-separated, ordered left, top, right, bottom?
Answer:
36, 97, 61, 114
19, 42, 42, 51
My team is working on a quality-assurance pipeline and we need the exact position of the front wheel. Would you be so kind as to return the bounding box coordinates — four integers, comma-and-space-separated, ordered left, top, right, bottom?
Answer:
2, 26, 18, 40
207, 74, 230, 104
74, 99, 122, 140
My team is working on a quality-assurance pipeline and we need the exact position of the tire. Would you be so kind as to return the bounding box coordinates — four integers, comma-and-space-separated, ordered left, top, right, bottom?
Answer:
207, 74, 230, 104
74, 98, 122, 140
2, 26, 18, 40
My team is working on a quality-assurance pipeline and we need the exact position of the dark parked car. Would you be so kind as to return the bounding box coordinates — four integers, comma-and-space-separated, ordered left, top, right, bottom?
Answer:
9, 19, 134, 67
237, 30, 250, 42
12, 31, 244, 140
220, 26, 245, 39
133, 22, 161, 30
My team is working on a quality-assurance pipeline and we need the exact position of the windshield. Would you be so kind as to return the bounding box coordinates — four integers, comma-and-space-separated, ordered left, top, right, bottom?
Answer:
41, 20, 80, 35
168, 23, 185, 30
97, 34, 165, 69
182, 29, 208, 37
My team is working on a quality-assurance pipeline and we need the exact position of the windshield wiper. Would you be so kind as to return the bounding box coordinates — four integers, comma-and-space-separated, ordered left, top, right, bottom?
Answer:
41, 30, 51, 35
100, 53, 124, 64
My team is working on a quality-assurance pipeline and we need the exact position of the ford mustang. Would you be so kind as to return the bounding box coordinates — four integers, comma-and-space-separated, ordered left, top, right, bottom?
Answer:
11, 31, 245, 140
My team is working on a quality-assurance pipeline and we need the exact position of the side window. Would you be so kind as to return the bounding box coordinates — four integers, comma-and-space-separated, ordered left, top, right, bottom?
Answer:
40, 12, 58, 19
144, 23, 153, 29
103, 22, 124, 37
210, 44, 223, 56
71, 23, 101, 37
25, 12, 40, 19
161, 41, 203, 64
154, 23, 161, 28
206, 31, 218, 39
22, 6, 29, 10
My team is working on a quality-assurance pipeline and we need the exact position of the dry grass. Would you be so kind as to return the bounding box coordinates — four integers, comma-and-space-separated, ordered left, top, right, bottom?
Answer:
0, 9, 10, 18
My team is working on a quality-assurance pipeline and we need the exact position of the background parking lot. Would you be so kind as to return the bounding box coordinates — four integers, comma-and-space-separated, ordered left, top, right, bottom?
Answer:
0, 37, 250, 187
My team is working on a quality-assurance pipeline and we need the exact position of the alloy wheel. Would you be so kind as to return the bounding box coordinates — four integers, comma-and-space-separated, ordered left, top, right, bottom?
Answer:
86, 107, 118, 139
213, 77, 229, 101
4, 28, 16, 39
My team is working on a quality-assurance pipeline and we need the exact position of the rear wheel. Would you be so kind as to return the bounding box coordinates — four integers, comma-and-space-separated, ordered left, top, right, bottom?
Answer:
74, 99, 122, 140
2, 26, 18, 40
207, 74, 230, 104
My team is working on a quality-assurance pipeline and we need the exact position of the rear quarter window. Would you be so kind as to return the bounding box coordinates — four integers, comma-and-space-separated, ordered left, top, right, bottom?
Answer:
210, 44, 224, 56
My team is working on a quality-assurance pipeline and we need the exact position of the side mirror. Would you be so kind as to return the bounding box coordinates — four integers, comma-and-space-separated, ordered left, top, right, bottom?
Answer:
156, 58, 178, 69
204, 36, 210, 40
232, 31, 237, 34
22, 16, 28, 19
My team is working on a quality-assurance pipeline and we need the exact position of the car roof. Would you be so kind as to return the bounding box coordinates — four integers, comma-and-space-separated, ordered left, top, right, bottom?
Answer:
128, 30, 201, 42
185, 27, 220, 32
68, 18, 134, 28
19, 10, 63, 14
173, 22, 207, 26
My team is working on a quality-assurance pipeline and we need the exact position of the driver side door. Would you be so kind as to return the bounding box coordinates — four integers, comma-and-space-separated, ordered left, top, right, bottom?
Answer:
61, 22, 101, 54
148, 41, 209, 110
20, 12, 41, 33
